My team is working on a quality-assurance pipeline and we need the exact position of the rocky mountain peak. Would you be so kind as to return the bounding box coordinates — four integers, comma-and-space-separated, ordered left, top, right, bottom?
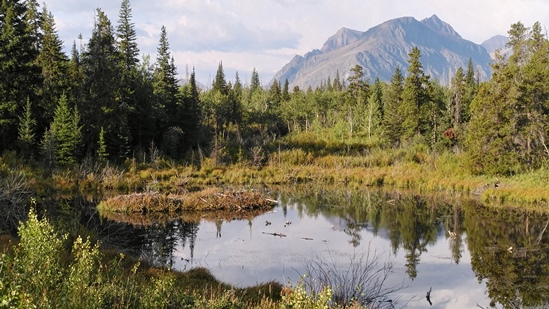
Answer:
320, 27, 363, 53
420, 14, 461, 38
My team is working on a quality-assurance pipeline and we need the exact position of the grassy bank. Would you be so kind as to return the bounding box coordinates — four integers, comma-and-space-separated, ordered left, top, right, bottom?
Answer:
79, 148, 549, 210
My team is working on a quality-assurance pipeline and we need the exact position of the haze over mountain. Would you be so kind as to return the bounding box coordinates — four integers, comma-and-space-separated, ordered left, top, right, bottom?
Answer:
271, 15, 493, 90
481, 35, 511, 59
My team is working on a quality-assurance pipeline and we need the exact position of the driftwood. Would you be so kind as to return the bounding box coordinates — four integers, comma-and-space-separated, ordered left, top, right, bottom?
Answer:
262, 232, 287, 237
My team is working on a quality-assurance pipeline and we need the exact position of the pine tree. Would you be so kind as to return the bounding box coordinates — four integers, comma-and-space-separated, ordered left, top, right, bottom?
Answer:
366, 78, 383, 140
345, 65, 368, 138
36, 6, 69, 127
268, 79, 282, 111
250, 68, 261, 93
212, 62, 228, 95
97, 126, 108, 162
115, 0, 139, 159
229, 72, 243, 126
462, 58, 477, 123
24, 0, 42, 50
180, 68, 201, 148
17, 98, 36, 158
449, 67, 465, 131
49, 94, 82, 165
132, 55, 157, 149
153, 25, 179, 132
282, 79, 290, 102
116, 0, 139, 70
383, 67, 404, 146
0, 0, 42, 150
400, 47, 430, 142
80, 9, 121, 155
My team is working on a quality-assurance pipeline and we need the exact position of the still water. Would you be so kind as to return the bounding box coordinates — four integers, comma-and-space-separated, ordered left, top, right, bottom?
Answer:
97, 187, 549, 308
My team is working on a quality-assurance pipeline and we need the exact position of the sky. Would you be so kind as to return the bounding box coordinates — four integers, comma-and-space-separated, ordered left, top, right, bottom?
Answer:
43, 0, 549, 87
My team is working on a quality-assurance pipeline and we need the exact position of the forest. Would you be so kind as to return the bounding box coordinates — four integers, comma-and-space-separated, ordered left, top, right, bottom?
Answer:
1, 0, 549, 177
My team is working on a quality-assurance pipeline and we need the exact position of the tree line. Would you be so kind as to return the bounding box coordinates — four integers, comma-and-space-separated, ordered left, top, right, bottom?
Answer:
1, 0, 549, 176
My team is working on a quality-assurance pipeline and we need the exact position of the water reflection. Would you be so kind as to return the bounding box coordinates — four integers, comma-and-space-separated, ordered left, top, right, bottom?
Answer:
90, 186, 549, 308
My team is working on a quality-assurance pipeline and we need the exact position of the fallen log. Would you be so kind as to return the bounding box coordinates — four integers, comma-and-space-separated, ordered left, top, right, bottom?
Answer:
262, 232, 287, 237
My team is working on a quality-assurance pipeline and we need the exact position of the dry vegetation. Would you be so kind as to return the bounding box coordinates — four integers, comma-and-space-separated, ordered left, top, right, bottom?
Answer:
97, 188, 278, 218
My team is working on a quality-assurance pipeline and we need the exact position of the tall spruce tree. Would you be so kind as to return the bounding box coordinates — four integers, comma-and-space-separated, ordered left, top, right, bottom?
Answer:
17, 98, 36, 158
48, 94, 82, 165
345, 65, 369, 138
383, 67, 405, 145
400, 47, 430, 142
250, 68, 260, 93
180, 68, 201, 149
153, 26, 179, 133
80, 9, 121, 156
0, 0, 42, 150
36, 6, 68, 128
449, 67, 465, 131
115, 0, 139, 159
366, 78, 383, 140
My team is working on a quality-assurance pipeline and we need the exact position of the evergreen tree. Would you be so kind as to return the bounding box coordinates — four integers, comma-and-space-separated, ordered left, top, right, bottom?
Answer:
24, 0, 42, 50
116, 0, 139, 70
383, 67, 404, 146
153, 26, 179, 133
462, 58, 477, 123
229, 72, 243, 126
345, 65, 369, 138
97, 126, 108, 162
49, 94, 82, 165
212, 62, 228, 95
0, 0, 42, 149
80, 9, 121, 155
449, 67, 465, 131
333, 70, 343, 91
67, 40, 84, 106
180, 68, 201, 149
115, 0, 139, 159
17, 98, 36, 158
250, 68, 261, 93
400, 47, 430, 142
36, 6, 69, 127
366, 78, 383, 140
268, 79, 282, 111
282, 79, 290, 102
132, 55, 157, 149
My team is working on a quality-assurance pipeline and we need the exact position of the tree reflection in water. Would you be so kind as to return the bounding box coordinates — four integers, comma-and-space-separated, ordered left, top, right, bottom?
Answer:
464, 203, 549, 308
80, 185, 549, 307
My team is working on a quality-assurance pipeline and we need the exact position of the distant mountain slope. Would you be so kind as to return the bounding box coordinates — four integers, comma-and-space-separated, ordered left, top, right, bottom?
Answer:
271, 15, 493, 89
481, 35, 511, 59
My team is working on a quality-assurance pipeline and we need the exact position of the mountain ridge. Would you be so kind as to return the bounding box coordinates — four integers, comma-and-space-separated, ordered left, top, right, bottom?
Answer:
271, 15, 493, 89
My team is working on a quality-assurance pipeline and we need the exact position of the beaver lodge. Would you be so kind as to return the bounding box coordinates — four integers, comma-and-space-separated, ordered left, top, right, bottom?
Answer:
97, 188, 278, 215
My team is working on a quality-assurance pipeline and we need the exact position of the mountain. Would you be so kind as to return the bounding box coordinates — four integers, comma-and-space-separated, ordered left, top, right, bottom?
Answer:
271, 15, 493, 89
481, 35, 511, 59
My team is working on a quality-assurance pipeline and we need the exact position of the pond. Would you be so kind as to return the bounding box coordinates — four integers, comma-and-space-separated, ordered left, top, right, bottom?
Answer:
92, 186, 549, 308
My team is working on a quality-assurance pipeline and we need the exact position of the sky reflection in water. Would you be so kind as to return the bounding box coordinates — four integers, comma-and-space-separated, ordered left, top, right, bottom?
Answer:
170, 202, 491, 309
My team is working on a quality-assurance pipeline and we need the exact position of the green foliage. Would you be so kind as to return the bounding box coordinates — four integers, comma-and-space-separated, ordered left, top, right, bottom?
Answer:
400, 47, 431, 142
0, 0, 42, 150
281, 279, 333, 309
17, 98, 36, 158
49, 94, 83, 165
15, 206, 66, 307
